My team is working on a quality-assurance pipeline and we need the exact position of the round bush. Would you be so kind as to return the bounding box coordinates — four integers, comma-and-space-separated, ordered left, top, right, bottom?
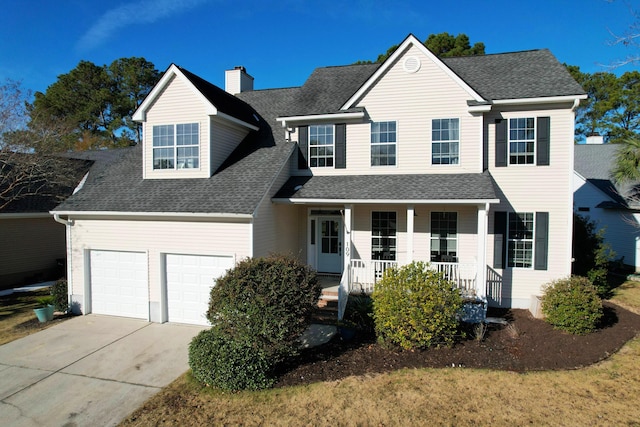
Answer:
206, 254, 321, 364
189, 327, 274, 391
541, 276, 603, 335
372, 261, 463, 350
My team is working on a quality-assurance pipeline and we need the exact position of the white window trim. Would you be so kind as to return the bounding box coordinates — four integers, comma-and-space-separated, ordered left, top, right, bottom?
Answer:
431, 117, 461, 167
370, 120, 398, 168
506, 211, 535, 269
507, 117, 536, 166
429, 211, 458, 262
308, 124, 335, 169
152, 122, 201, 171
371, 210, 398, 261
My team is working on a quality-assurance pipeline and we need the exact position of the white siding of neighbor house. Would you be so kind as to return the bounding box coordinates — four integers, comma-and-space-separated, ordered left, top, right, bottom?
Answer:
573, 173, 640, 270
209, 116, 250, 175
252, 156, 299, 258
142, 75, 211, 179
67, 217, 251, 315
302, 44, 482, 176
486, 104, 575, 308
0, 217, 66, 285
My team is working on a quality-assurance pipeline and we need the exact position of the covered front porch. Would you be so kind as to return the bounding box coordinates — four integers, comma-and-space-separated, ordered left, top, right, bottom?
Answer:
273, 173, 500, 319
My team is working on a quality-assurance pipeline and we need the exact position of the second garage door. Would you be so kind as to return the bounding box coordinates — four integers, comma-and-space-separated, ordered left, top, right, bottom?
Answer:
166, 254, 234, 325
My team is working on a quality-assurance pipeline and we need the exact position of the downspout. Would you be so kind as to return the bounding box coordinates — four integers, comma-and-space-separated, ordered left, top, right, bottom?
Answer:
53, 213, 74, 313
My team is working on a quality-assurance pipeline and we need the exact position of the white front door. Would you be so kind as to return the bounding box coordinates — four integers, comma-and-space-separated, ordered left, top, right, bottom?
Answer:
317, 217, 342, 273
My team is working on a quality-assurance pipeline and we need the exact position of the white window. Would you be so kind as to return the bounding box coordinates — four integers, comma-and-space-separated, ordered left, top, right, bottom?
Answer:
371, 121, 396, 166
432, 118, 459, 165
509, 118, 535, 165
309, 124, 334, 168
430, 212, 457, 262
152, 123, 199, 170
507, 212, 534, 268
372, 211, 396, 260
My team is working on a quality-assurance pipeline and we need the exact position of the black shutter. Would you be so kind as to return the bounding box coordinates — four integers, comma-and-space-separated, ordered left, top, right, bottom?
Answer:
534, 212, 549, 270
536, 116, 550, 166
493, 211, 507, 268
495, 119, 507, 167
298, 125, 308, 169
335, 123, 346, 169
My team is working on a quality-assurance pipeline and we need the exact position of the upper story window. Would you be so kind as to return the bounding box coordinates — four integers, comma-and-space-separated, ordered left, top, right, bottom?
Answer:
507, 212, 534, 268
432, 118, 459, 165
152, 123, 199, 170
309, 124, 334, 168
372, 211, 397, 261
430, 212, 457, 262
371, 121, 397, 166
509, 118, 535, 165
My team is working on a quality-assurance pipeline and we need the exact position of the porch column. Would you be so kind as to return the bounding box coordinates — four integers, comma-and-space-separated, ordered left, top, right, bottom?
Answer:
343, 204, 353, 272
476, 203, 489, 298
407, 205, 414, 263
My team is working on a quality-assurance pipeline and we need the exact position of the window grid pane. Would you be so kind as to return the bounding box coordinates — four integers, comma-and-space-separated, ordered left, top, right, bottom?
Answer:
371, 121, 397, 166
152, 123, 199, 170
507, 212, 534, 268
430, 212, 457, 261
432, 118, 459, 165
372, 211, 397, 260
509, 118, 535, 165
309, 125, 334, 168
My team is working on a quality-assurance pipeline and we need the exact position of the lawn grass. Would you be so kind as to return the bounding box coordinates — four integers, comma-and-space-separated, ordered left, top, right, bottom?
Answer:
120, 281, 640, 426
0, 289, 69, 346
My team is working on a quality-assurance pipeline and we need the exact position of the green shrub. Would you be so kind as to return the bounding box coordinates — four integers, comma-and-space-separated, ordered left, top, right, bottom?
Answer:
189, 327, 274, 391
206, 254, 321, 364
572, 214, 615, 298
50, 279, 68, 312
541, 276, 603, 335
343, 294, 374, 333
372, 261, 463, 350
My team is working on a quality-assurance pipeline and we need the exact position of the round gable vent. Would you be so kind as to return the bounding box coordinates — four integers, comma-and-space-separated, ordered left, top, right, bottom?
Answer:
403, 56, 421, 73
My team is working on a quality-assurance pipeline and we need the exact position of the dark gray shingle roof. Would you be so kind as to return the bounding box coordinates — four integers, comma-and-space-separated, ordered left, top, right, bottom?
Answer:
274, 173, 498, 201
443, 49, 586, 101
574, 144, 629, 208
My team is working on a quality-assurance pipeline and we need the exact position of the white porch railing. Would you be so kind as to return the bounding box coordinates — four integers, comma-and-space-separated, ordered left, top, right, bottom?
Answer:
347, 259, 477, 295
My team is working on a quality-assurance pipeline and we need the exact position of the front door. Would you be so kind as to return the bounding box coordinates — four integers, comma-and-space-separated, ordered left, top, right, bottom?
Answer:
317, 217, 342, 273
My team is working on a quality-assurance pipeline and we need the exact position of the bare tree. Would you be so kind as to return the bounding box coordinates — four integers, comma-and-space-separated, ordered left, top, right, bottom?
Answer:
606, 2, 640, 68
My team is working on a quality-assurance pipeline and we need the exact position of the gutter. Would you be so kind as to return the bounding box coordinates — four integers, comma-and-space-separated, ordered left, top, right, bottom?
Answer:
52, 212, 73, 226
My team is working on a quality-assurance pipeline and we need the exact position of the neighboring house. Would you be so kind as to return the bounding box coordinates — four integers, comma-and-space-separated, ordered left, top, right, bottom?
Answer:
52, 34, 586, 325
573, 139, 640, 271
0, 155, 92, 289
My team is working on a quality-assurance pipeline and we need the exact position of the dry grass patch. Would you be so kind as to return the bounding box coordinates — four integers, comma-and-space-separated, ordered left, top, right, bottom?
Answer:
119, 281, 640, 426
0, 289, 71, 345
611, 279, 640, 315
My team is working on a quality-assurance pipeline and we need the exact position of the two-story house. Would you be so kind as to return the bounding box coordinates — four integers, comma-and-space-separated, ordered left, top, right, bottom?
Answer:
52, 34, 586, 325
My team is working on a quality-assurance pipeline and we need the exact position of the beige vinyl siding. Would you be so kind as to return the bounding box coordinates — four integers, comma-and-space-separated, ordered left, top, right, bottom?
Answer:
252, 157, 298, 258
68, 218, 251, 310
143, 75, 211, 179
210, 117, 250, 175
0, 217, 65, 286
486, 104, 575, 307
309, 44, 482, 176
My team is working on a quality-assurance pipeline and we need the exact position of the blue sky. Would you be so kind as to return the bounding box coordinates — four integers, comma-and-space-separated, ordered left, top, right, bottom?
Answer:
1, 0, 638, 97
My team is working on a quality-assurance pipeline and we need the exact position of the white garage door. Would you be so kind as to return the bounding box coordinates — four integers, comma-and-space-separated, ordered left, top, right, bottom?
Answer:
166, 254, 234, 325
90, 250, 148, 319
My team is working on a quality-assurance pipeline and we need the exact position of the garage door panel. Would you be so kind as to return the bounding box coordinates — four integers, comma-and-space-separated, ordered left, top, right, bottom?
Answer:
166, 254, 233, 325
90, 250, 148, 320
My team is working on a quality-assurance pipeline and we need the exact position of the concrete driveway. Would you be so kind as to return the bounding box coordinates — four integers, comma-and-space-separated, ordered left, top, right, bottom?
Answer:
0, 315, 206, 427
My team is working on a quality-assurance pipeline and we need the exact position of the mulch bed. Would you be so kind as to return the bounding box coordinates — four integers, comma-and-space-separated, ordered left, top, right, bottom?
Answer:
275, 301, 640, 388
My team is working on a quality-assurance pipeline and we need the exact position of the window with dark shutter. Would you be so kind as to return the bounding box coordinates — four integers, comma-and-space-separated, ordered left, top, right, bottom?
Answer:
495, 119, 507, 167
335, 123, 346, 169
298, 125, 308, 169
536, 117, 550, 166
534, 212, 549, 270
493, 211, 507, 268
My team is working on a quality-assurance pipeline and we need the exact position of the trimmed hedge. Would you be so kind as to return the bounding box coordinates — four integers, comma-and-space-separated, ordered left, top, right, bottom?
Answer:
541, 276, 603, 335
189, 327, 274, 391
189, 254, 321, 391
50, 279, 68, 313
372, 261, 463, 350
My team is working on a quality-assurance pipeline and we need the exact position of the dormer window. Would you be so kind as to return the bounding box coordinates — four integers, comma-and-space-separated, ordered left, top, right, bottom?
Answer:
152, 123, 199, 170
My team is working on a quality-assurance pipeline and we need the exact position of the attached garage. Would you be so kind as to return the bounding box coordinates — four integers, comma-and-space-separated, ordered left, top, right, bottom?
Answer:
90, 250, 149, 319
165, 254, 234, 325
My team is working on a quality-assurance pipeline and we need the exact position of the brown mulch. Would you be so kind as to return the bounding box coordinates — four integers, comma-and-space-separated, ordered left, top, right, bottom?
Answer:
275, 301, 640, 388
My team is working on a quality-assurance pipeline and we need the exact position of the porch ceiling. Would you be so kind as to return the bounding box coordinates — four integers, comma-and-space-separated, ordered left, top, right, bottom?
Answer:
273, 173, 499, 204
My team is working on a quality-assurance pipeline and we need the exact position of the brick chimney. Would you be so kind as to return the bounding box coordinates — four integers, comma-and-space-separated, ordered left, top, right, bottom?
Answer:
225, 66, 254, 95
